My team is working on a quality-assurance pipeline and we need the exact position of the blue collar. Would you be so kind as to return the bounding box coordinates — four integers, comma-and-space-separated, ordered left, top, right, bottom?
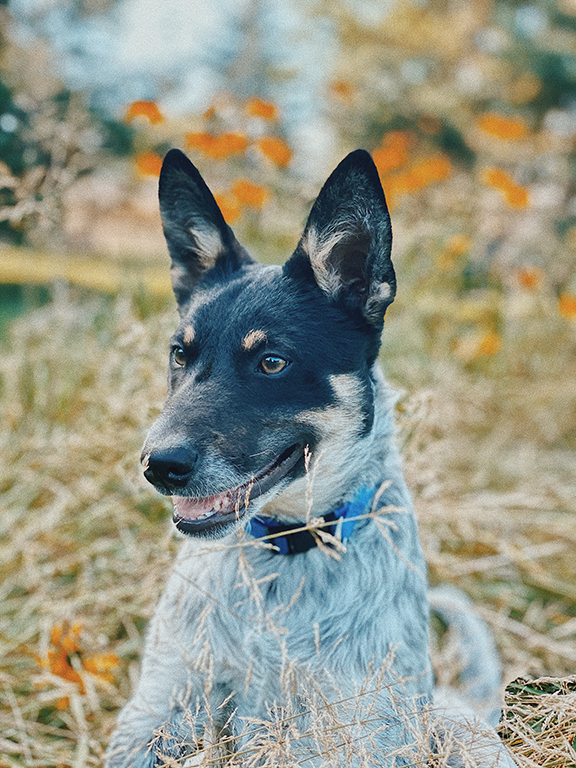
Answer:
245, 486, 375, 555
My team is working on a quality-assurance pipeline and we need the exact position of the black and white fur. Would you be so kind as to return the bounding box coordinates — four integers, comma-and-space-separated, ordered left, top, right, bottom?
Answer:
105, 150, 515, 767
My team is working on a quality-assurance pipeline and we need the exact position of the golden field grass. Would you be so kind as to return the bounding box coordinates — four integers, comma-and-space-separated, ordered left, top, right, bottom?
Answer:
0, 258, 575, 766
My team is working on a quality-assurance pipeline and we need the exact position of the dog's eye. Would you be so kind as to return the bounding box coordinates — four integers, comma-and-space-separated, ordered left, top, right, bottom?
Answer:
259, 355, 288, 375
172, 346, 186, 366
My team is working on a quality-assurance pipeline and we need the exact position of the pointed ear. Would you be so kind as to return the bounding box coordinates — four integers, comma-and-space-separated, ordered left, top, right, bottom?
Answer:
158, 149, 254, 312
284, 149, 395, 326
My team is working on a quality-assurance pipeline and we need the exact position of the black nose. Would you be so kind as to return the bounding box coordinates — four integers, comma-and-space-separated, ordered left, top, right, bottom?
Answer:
142, 446, 198, 492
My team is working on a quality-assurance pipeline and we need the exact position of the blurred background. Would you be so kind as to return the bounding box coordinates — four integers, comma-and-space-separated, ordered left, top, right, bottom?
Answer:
0, 0, 575, 764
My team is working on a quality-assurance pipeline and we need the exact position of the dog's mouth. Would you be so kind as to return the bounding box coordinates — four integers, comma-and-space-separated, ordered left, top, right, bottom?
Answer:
172, 442, 305, 535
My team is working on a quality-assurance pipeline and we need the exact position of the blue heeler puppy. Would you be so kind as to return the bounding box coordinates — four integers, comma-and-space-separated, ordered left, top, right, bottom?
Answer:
106, 149, 515, 768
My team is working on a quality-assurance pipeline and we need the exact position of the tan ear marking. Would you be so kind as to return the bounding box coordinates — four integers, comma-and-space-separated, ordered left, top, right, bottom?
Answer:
242, 329, 267, 351
301, 226, 348, 297
189, 226, 224, 268
183, 325, 195, 346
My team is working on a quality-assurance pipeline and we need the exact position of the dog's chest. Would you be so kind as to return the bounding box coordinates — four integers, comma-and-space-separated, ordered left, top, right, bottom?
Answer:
160, 521, 431, 700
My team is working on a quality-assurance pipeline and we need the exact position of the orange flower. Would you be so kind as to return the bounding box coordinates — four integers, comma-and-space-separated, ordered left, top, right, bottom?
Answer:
381, 175, 405, 208
383, 153, 452, 203
49, 624, 63, 647
257, 136, 292, 167
46, 648, 83, 686
559, 292, 576, 320
516, 266, 543, 290
478, 112, 529, 140
246, 97, 278, 120
231, 179, 269, 208
387, 131, 412, 153
60, 622, 82, 654
226, 133, 249, 152
412, 154, 453, 184
482, 167, 514, 190
135, 151, 163, 176
38, 623, 119, 709
184, 132, 248, 159
505, 185, 529, 208
373, 131, 410, 176
42, 623, 83, 684
214, 192, 242, 224
481, 167, 529, 208
217, 132, 249, 156
184, 131, 215, 153
82, 653, 120, 684
125, 100, 164, 124
390, 169, 421, 195
206, 133, 249, 159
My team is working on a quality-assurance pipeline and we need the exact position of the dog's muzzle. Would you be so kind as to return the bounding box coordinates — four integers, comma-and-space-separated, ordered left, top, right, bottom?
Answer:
142, 442, 306, 535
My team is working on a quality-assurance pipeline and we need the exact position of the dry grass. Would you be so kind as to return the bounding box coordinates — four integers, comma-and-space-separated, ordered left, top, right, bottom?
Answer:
499, 676, 576, 767
0, 281, 575, 766
0, 294, 175, 766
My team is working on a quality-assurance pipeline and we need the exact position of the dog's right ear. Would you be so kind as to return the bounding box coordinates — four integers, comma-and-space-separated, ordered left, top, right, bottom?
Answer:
159, 149, 254, 312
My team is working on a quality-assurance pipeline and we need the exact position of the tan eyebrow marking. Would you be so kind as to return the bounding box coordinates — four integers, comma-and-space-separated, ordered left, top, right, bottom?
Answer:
242, 329, 267, 351
182, 325, 195, 346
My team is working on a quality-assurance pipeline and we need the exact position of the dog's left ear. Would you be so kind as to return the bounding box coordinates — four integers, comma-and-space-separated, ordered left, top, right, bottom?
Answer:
159, 149, 254, 312
285, 149, 395, 326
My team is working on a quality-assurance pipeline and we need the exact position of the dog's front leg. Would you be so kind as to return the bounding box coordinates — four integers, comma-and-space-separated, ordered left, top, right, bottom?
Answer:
105, 604, 225, 768
105, 700, 191, 768
105, 661, 226, 767
105, 650, 197, 768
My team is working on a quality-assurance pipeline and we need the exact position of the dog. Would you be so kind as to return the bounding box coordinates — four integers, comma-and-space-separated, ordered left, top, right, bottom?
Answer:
105, 149, 515, 767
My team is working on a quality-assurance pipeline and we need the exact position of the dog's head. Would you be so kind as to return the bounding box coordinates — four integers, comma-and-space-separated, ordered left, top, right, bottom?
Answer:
142, 149, 395, 537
